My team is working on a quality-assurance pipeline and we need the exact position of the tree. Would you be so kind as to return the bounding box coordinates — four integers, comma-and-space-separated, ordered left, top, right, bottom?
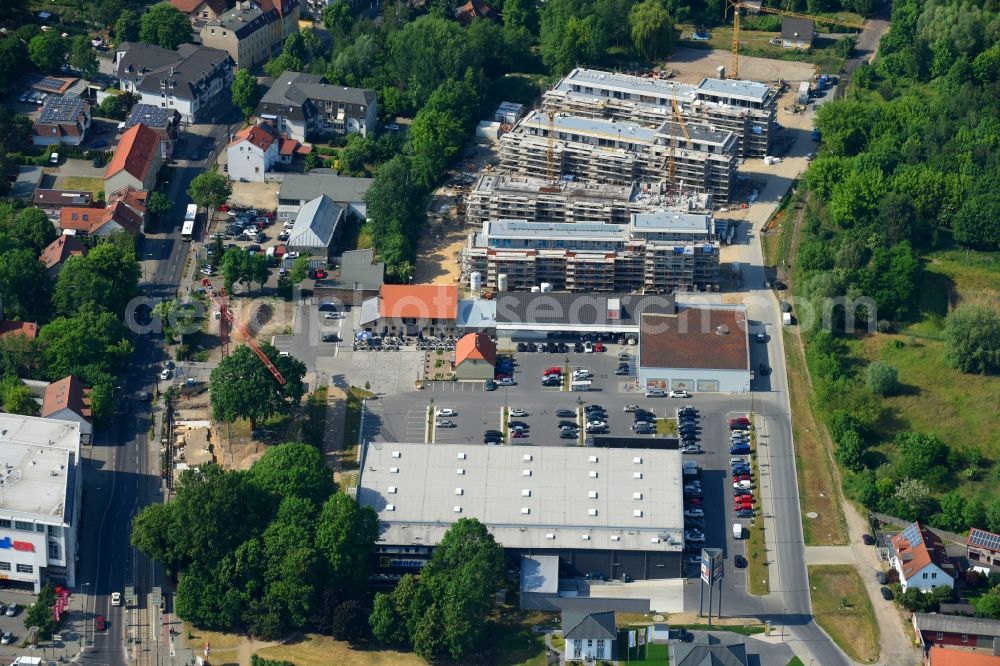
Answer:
188, 171, 232, 210
25, 584, 58, 639
96, 92, 140, 120
220, 247, 249, 293
0, 376, 39, 416
895, 432, 950, 488
209, 343, 306, 429
369, 592, 406, 644
231, 69, 260, 119
323, 0, 355, 36
836, 429, 865, 472
147, 191, 173, 220
69, 35, 98, 79
38, 308, 132, 382
247, 443, 335, 506
139, 3, 192, 50
9, 207, 57, 254
0, 37, 27, 93
953, 193, 1000, 250
315, 494, 378, 600
288, 256, 311, 284
263, 52, 302, 78
54, 241, 140, 317
0, 249, 51, 320
937, 490, 968, 532
944, 305, 1000, 375
115, 10, 141, 43
866, 360, 899, 396
331, 600, 370, 644
893, 477, 935, 520
974, 587, 1000, 619
628, 0, 676, 61
28, 31, 67, 74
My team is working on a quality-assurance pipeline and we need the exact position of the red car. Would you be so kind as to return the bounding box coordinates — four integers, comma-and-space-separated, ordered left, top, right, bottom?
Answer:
735, 503, 754, 511
544, 367, 563, 376
734, 474, 751, 482
593, 342, 605, 352
313, 269, 328, 279
511, 431, 527, 438
219, 204, 231, 212
95, 616, 106, 632
729, 417, 751, 426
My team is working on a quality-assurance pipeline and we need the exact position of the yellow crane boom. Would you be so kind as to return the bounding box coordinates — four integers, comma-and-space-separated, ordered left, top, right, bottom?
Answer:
664, 98, 692, 196
726, 0, 866, 79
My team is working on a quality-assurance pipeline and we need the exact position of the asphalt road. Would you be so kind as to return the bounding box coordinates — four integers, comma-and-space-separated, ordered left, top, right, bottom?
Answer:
76, 113, 237, 666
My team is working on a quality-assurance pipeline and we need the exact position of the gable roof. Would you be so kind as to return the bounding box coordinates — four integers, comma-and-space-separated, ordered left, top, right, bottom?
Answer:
781, 17, 814, 42
256, 70, 375, 119
116, 42, 232, 100
59, 201, 142, 236
380, 285, 458, 321
455, 332, 496, 366
891, 522, 955, 581
39, 234, 88, 270
288, 195, 343, 248
32, 189, 93, 209
456, 0, 497, 24
277, 171, 372, 204
640, 307, 749, 371
914, 613, 1000, 638
170, 0, 229, 14
672, 641, 748, 666
330, 248, 384, 291
41, 376, 92, 421
0, 321, 40, 340
230, 122, 278, 151
105, 124, 161, 183
561, 611, 616, 641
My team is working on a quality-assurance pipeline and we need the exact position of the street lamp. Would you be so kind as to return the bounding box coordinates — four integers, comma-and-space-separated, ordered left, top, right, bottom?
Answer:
79, 582, 91, 646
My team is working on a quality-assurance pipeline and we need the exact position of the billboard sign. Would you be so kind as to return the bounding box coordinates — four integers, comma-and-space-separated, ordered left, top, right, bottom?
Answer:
700, 548, 724, 584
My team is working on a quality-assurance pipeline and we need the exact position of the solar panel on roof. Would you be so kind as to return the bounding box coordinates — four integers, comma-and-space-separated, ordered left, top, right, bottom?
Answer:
969, 528, 1000, 550
901, 523, 923, 547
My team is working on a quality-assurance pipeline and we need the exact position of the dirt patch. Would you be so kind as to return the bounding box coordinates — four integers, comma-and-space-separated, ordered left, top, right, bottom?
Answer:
255, 633, 426, 666
411, 217, 468, 287
229, 180, 280, 210
808, 565, 880, 663
664, 46, 818, 84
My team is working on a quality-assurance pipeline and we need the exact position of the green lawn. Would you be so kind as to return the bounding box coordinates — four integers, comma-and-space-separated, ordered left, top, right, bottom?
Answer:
617, 631, 669, 664
808, 565, 879, 663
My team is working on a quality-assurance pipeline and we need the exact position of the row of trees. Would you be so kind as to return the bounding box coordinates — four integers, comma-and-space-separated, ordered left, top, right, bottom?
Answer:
0, 204, 139, 423
132, 443, 378, 640
799, 0, 1000, 537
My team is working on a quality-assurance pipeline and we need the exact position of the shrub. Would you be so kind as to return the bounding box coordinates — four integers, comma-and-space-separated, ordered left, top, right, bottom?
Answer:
865, 360, 899, 395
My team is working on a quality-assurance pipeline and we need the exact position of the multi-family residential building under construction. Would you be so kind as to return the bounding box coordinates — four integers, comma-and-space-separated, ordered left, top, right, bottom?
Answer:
498, 109, 739, 203
465, 173, 712, 227
462, 212, 721, 294
543, 68, 778, 159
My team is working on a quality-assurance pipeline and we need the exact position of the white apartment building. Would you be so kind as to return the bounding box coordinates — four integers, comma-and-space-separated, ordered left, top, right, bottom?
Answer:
0, 414, 82, 592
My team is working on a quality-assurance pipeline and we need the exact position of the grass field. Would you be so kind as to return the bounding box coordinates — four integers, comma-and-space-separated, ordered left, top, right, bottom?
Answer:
255, 635, 427, 666
784, 328, 849, 545
746, 514, 770, 595
807, 565, 879, 664
787, 657, 806, 666
56, 175, 103, 195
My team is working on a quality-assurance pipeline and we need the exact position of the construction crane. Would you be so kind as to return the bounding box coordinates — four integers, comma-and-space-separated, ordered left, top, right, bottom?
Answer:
201, 277, 286, 385
663, 97, 691, 197
725, 0, 866, 79
546, 110, 556, 183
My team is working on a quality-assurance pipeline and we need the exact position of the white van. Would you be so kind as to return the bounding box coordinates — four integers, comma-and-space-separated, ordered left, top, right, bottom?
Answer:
733, 523, 743, 539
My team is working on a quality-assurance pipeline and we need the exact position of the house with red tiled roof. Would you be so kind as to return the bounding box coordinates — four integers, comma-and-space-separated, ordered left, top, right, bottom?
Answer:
378, 284, 458, 336
171, 0, 230, 23
454, 332, 496, 380
227, 122, 279, 182
926, 646, 1000, 666
41, 376, 93, 442
914, 614, 1000, 660
0, 320, 39, 340
638, 306, 751, 394
104, 124, 163, 199
890, 522, 956, 593
59, 198, 143, 237
39, 234, 88, 275
455, 0, 497, 25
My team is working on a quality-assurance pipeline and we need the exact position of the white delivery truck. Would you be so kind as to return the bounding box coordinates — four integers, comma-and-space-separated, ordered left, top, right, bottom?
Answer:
798, 81, 810, 104
733, 523, 743, 540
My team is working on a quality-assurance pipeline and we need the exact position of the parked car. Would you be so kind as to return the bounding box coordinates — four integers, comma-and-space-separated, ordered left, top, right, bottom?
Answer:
159, 368, 172, 380
497, 377, 515, 386
436, 408, 456, 417
615, 365, 630, 375
862, 533, 876, 545
645, 389, 666, 398
733, 480, 753, 489
322, 334, 339, 342
435, 419, 456, 428
4, 604, 18, 617
729, 417, 751, 426
509, 408, 527, 417
623, 404, 639, 412
484, 379, 496, 391
736, 508, 755, 518
669, 390, 691, 398
0, 632, 13, 645
880, 587, 893, 601
111, 592, 122, 607
556, 409, 576, 418
95, 616, 106, 631
511, 430, 527, 439
734, 555, 747, 568
593, 342, 605, 352
875, 571, 888, 585
560, 431, 577, 439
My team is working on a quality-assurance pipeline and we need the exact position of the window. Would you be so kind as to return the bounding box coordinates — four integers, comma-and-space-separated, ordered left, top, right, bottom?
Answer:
0, 520, 10, 529
0, 562, 8, 571
14, 521, 32, 531
936, 632, 943, 640
16, 564, 33, 574
922, 573, 928, 579
931, 572, 937, 579
48, 542, 61, 560
961, 633, 968, 643
587, 640, 593, 647
36, 524, 45, 533
596, 639, 605, 654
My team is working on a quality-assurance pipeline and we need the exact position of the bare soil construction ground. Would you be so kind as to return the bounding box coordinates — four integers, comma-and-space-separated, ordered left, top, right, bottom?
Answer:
664, 47, 818, 84
229, 180, 280, 210
411, 216, 469, 286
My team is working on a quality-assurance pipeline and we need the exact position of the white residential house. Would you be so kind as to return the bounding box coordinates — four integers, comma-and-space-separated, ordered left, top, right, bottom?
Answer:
563, 611, 617, 662
226, 123, 279, 182
889, 522, 956, 593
